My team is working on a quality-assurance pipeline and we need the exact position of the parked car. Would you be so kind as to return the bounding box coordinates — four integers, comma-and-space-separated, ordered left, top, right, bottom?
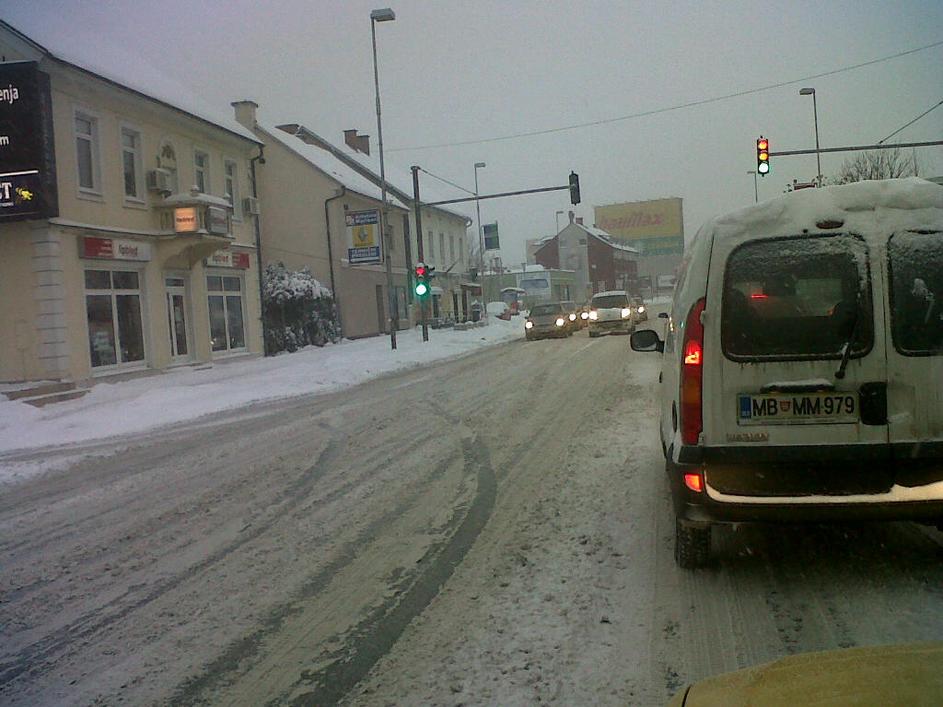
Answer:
631, 178, 943, 568
524, 301, 571, 340
587, 290, 636, 337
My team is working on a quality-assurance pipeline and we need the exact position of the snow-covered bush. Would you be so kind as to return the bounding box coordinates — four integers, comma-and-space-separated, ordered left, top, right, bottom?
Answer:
262, 262, 340, 354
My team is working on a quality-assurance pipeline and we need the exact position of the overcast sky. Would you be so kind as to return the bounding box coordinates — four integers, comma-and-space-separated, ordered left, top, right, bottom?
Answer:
7, 0, 943, 264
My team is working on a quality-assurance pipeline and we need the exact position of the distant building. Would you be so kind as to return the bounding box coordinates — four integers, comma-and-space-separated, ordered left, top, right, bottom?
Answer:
533, 212, 639, 301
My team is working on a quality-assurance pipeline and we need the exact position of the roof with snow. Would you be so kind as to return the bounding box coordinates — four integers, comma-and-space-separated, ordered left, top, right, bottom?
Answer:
259, 122, 408, 209
704, 177, 943, 245
1, 20, 260, 144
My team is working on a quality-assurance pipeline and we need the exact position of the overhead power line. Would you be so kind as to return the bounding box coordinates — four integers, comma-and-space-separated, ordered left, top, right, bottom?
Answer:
389, 39, 943, 152
418, 166, 475, 195
878, 98, 943, 144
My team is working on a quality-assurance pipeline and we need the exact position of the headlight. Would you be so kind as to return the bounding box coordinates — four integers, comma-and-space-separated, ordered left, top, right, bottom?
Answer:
555, 318, 565, 327
525, 320, 534, 329
637, 305, 645, 313
568, 313, 576, 321
589, 310, 598, 320
580, 311, 589, 319
621, 307, 632, 318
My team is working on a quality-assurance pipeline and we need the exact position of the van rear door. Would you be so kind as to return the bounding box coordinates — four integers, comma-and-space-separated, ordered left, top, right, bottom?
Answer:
704, 232, 889, 462
885, 230, 943, 459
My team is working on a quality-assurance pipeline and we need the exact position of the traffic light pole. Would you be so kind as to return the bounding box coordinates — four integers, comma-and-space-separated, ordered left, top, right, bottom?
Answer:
411, 166, 429, 342
768, 139, 943, 157
422, 183, 573, 208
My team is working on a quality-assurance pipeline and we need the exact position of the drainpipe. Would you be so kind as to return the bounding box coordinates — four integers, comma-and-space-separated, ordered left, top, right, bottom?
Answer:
249, 145, 267, 353
324, 186, 346, 334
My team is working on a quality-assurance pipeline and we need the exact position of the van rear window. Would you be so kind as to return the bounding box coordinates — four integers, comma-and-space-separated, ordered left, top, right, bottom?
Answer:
888, 231, 943, 356
722, 234, 872, 360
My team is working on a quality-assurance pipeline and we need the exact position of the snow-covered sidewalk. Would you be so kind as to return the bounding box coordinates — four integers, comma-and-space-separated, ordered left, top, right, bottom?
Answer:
0, 318, 521, 467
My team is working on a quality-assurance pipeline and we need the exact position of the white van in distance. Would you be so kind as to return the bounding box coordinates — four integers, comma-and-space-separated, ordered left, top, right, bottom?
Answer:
631, 178, 943, 568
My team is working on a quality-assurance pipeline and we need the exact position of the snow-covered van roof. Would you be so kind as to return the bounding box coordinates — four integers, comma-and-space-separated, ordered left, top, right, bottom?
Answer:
704, 178, 943, 245
592, 290, 631, 298
2, 20, 260, 145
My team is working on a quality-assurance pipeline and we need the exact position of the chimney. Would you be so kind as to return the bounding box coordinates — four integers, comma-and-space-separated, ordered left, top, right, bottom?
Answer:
231, 100, 259, 129
356, 134, 370, 155
568, 210, 575, 224
575, 217, 584, 225
344, 129, 360, 151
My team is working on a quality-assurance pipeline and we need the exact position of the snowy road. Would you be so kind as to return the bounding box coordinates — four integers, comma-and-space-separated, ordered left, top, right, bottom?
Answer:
3, 322, 943, 705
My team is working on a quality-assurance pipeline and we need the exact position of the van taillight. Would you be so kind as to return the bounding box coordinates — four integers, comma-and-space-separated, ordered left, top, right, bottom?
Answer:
680, 298, 706, 445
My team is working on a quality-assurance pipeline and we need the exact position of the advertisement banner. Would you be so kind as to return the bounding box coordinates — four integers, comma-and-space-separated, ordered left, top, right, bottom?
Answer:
0, 61, 58, 222
594, 198, 683, 255
345, 209, 382, 264
80, 237, 152, 261
205, 251, 250, 269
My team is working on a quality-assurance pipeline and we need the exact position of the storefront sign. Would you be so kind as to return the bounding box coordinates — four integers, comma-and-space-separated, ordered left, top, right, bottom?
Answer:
345, 209, 382, 264
205, 251, 250, 269
207, 206, 229, 235
174, 207, 199, 233
0, 61, 58, 222
81, 236, 152, 261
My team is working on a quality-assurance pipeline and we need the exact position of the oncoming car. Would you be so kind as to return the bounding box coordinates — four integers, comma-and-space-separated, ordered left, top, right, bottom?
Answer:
524, 301, 571, 340
631, 178, 943, 568
588, 290, 635, 337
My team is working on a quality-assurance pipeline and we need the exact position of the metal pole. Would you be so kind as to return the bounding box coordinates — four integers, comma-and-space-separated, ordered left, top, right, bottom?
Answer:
555, 210, 561, 233
474, 166, 484, 316
411, 165, 429, 342
372, 17, 396, 350
748, 170, 758, 203
812, 90, 822, 186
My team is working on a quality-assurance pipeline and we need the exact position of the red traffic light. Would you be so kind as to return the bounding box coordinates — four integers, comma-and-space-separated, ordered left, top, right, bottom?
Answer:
415, 263, 427, 277
757, 138, 768, 151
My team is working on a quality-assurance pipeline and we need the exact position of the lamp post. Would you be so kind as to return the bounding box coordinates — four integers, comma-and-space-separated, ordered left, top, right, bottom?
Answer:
371, 7, 397, 349
747, 170, 758, 203
555, 209, 564, 234
799, 87, 822, 186
474, 161, 486, 315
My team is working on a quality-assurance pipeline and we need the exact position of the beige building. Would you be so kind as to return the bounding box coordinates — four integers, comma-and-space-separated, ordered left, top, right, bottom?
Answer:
232, 101, 413, 339
0, 22, 264, 388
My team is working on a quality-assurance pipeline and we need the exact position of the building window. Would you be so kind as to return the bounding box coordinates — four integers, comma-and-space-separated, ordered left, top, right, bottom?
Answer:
428, 229, 434, 260
207, 274, 246, 353
439, 233, 446, 264
84, 269, 146, 369
159, 142, 179, 193
224, 159, 240, 219
121, 126, 143, 200
74, 111, 100, 193
194, 150, 210, 193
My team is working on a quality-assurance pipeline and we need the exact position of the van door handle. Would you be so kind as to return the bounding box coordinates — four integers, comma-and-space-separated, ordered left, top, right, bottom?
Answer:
659, 372, 663, 383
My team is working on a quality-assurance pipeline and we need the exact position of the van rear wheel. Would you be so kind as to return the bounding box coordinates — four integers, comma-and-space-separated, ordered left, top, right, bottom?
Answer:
675, 518, 711, 568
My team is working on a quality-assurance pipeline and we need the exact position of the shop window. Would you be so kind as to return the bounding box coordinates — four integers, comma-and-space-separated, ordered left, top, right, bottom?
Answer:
84, 269, 146, 369
207, 275, 246, 353
74, 111, 101, 194
224, 159, 240, 219
121, 126, 143, 200
194, 150, 210, 193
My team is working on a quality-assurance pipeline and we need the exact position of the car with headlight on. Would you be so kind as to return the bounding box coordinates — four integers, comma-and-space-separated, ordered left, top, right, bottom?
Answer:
560, 300, 581, 331
587, 290, 636, 337
632, 296, 648, 322
524, 302, 571, 340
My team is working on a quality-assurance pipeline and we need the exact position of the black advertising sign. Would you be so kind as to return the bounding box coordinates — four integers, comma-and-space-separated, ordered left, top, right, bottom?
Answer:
0, 61, 58, 221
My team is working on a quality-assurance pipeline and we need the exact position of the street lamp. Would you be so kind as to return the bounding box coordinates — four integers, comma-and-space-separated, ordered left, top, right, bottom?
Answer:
371, 7, 396, 349
747, 170, 758, 203
799, 87, 822, 186
555, 209, 564, 233
474, 161, 486, 316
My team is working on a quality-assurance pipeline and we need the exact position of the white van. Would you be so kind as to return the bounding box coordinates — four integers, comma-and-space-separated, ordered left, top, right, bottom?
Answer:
631, 178, 943, 568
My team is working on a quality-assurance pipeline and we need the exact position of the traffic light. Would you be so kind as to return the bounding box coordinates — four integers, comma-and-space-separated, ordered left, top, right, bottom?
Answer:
414, 262, 430, 298
569, 172, 581, 205
756, 137, 770, 175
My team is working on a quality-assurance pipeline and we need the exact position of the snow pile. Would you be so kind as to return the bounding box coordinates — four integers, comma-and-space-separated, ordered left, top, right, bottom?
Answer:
0, 318, 523, 474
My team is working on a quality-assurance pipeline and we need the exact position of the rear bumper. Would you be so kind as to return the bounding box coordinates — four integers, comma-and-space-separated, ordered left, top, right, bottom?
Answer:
668, 456, 943, 525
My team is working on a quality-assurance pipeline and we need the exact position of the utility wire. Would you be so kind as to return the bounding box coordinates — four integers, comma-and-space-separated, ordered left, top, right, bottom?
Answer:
878, 98, 943, 143
389, 39, 943, 152
418, 166, 476, 195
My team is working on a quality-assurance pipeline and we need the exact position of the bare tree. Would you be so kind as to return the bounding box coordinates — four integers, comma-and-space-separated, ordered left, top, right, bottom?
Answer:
828, 146, 917, 185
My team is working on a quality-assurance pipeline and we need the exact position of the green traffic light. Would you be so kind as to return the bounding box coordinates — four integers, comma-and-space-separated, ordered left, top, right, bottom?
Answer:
415, 282, 428, 297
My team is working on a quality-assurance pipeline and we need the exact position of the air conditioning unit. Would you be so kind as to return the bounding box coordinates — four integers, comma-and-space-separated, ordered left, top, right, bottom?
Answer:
242, 196, 261, 215
146, 168, 172, 193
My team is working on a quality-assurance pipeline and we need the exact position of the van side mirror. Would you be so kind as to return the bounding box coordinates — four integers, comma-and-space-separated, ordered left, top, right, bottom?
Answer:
631, 328, 664, 353
658, 312, 669, 319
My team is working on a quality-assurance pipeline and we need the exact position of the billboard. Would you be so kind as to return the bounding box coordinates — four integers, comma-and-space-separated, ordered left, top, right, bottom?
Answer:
345, 209, 382, 264
594, 198, 683, 256
0, 61, 58, 222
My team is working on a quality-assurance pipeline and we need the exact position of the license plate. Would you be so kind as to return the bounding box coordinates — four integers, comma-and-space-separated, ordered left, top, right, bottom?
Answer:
737, 392, 858, 425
